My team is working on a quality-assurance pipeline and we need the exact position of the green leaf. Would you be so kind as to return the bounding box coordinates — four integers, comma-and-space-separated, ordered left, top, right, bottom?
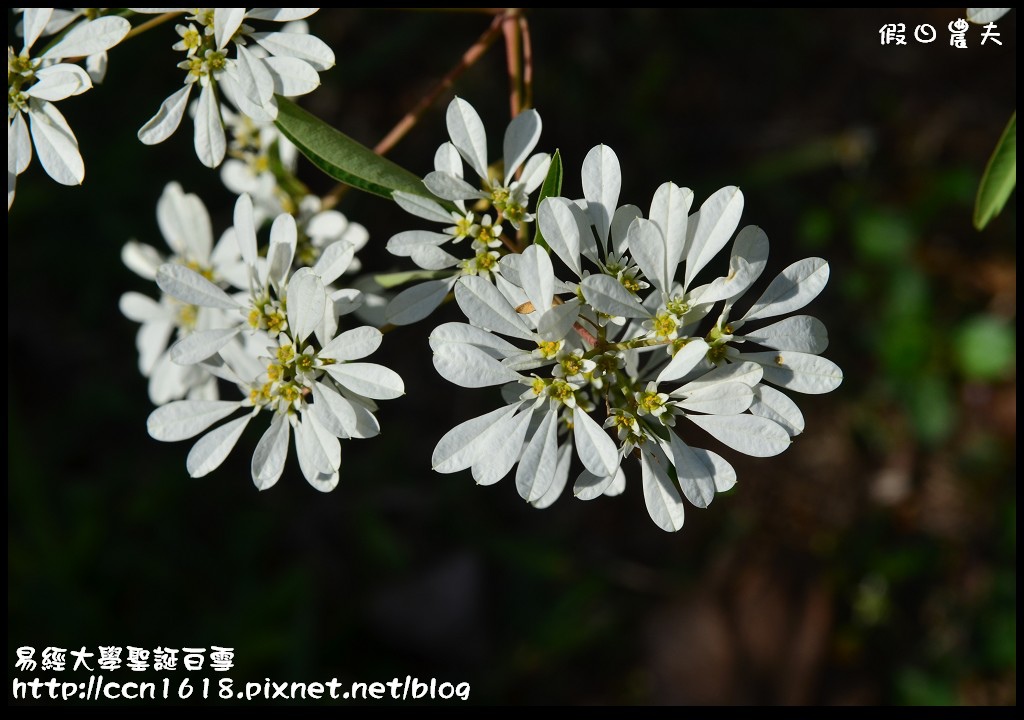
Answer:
532, 149, 563, 249
373, 269, 455, 289
974, 111, 1016, 230
273, 97, 434, 201
954, 315, 1016, 380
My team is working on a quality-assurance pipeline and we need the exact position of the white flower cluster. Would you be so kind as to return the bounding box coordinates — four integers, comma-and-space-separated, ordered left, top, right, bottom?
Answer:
8, 8, 130, 208
384, 97, 550, 325
392, 101, 843, 532
122, 183, 402, 491
135, 7, 335, 167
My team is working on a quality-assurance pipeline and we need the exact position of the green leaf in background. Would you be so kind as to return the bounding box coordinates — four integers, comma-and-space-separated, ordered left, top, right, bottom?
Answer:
532, 149, 563, 249
953, 315, 1016, 381
973, 111, 1016, 230
374, 269, 456, 289
274, 97, 434, 201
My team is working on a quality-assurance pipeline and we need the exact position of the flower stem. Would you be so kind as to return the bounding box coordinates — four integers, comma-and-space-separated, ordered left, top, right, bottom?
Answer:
321, 13, 507, 211
124, 11, 182, 42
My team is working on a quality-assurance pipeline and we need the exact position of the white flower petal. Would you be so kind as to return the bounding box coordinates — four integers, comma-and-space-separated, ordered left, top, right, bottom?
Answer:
392, 191, 454, 223
385, 278, 454, 326
532, 442, 572, 509
519, 152, 551, 194
295, 412, 334, 478
121, 241, 164, 280
157, 264, 240, 309
432, 403, 521, 473
263, 55, 320, 96
410, 245, 459, 271
22, 8, 54, 51
311, 382, 356, 438
119, 291, 164, 322
157, 182, 213, 260
44, 16, 130, 58
694, 224, 770, 304
580, 274, 648, 318
649, 182, 693, 280
627, 217, 668, 295
686, 413, 791, 457
657, 338, 709, 383
139, 85, 192, 145
319, 326, 382, 362
738, 350, 844, 395
519, 244, 554, 318
234, 42, 275, 108
423, 171, 485, 202
573, 407, 620, 479
537, 300, 580, 342
193, 82, 226, 168
742, 257, 829, 323
250, 30, 335, 71
387, 229, 451, 255
581, 144, 621, 245
455, 275, 534, 340
516, 407, 559, 503
251, 413, 291, 490
9, 113, 32, 175
742, 315, 829, 354
684, 186, 743, 290
574, 466, 623, 501
170, 326, 242, 365
186, 414, 251, 478
232, 194, 259, 268
148, 350, 192, 403
675, 381, 753, 415
138, 323, 175, 377
433, 141, 463, 178
750, 384, 805, 436
28, 100, 83, 186
471, 407, 533, 486
538, 197, 583, 277
246, 8, 319, 21
214, 7, 246, 50
323, 362, 404, 400
666, 432, 716, 509
25, 64, 92, 101
148, 399, 241, 441
967, 8, 1011, 23
285, 268, 325, 342
610, 203, 642, 256
604, 467, 627, 497
502, 108, 541, 184
430, 321, 521, 356
432, 341, 523, 388
446, 97, 489, 180
676, 360, 762, 392
641, 444, 685, 532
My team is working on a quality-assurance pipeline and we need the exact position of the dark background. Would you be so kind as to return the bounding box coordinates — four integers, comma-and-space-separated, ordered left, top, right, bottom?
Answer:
8, 8, 1016, 705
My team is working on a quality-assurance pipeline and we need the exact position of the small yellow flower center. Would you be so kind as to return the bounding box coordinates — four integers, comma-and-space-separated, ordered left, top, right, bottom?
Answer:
652, 312, 677, 339
638, 391, 664, 415
548, 380, 576, 405
536, 340, 561, 359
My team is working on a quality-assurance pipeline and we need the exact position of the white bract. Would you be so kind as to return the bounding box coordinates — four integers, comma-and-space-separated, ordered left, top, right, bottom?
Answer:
120, 182, 245, 404
7, 8, 130, 209
136, 8, 335, 167
145, 192, 403, 490
385, 98, 551, 326
427, 144, 843, 532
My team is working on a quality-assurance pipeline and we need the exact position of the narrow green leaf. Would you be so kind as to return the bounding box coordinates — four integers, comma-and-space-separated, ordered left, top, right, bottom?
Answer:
974, 111, 1016, 230
274, 96, 434, 201
374, 269, 455, 289
532, 149, 563, 249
